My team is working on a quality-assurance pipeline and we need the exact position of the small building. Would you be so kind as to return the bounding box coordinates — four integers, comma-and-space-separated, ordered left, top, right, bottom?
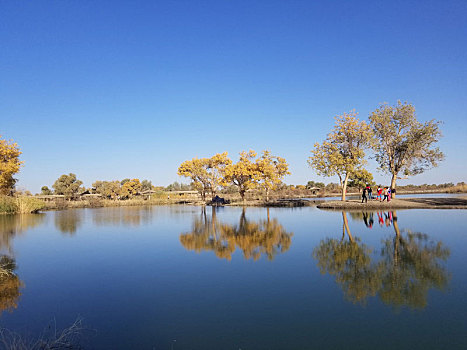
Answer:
80, 193, 103, 200
308, 187, 322, 195
165, 191, 200, 200
35, 194, 65, 202
139, 190, 158, 200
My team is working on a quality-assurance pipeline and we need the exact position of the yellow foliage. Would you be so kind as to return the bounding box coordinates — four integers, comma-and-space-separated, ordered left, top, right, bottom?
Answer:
0, 136, 23, 195
121, 179, 142, 199
308, 111, 370, 200
256, 150, 290, 201
178, 152, 231, 200
222, 150, 259, 201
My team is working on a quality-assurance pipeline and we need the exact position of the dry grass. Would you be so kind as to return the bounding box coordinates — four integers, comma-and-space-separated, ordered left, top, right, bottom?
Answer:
15, 197, 45, 214
0, 317, 87, 350
446, 184, 467, 193
0, 196, 45, 214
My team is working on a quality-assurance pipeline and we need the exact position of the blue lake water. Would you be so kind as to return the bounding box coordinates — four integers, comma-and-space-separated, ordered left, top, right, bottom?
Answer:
0, 205, 466, 349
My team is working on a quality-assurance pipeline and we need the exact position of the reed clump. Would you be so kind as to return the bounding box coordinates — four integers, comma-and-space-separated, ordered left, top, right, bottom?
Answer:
446, 184, 467, 193
0, 196, 17, 214
15, 197, 45, 214
0, 196, 45, 214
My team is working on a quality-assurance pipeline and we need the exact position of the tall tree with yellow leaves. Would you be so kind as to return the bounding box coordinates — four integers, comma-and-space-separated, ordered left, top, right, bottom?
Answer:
0, 136, 23, 195
308, 111, 371, 201
178, 152, 231, 201
222, 150, 259, 203
120, 179, 142, 199
178, 158, 210, 201
205, 152, 231, 199
369, 101, 444, 197
256, 150, 290, 202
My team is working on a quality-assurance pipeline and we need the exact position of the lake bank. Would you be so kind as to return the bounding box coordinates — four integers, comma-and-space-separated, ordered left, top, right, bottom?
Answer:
4, 193, 467, 214
316, 196, 467, 210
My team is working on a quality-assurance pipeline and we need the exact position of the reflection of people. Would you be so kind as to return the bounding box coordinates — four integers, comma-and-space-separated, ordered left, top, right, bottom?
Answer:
384, 212, 393, 227
377, 212, 384, 226
361, 212, 374, 229
368, 213, 374, 228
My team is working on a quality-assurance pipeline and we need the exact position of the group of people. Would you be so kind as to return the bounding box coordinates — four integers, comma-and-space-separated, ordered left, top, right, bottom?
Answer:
361, 185, 395, 203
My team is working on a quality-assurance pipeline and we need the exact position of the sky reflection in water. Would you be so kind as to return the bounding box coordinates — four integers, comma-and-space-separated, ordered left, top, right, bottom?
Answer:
0, 206, 466, 349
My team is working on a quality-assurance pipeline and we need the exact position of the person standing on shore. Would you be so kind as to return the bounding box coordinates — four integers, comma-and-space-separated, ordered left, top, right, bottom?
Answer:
387, 188, 391, 202
361, 186, 368, 203
383, 187, 389, 201
368, 186, 373, 200
377, 186, 383, 201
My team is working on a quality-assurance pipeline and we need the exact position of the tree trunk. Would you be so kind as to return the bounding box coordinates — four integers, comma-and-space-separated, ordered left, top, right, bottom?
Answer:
390, 173, 397, 198
265, 188, 269, 202
240, 189, 245, 203
211, 188, 216, 201
342, 212, 353, 242
341, 173, 349, 201
392, 211, 400, 238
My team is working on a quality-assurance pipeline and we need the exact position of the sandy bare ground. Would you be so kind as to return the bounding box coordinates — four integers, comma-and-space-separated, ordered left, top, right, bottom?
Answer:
316, 196, 467, 210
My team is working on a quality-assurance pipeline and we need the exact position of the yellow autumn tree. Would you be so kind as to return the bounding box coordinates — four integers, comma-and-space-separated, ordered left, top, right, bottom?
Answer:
120, 179, 142, 199
205, 152, 231, 199
178, 158, 209, 200
92, 180, 121, 200
255, 150, 290, 202
222, 150, 259, 202
178, 152, 231, 201
308, 111, 371, 201
0, 136, 23, 195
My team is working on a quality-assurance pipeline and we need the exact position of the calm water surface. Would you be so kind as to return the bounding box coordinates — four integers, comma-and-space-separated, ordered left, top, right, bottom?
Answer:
0, 206, 466, 349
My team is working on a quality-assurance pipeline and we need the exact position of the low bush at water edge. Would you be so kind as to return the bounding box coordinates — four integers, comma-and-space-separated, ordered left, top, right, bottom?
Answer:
0, 196, 45, 214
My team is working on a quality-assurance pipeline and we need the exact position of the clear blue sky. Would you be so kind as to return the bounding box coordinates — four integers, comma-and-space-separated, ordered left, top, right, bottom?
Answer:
2, 0, 466, 192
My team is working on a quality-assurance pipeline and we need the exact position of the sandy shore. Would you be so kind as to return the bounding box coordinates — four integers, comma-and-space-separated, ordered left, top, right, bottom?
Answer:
316, 196, 467, 210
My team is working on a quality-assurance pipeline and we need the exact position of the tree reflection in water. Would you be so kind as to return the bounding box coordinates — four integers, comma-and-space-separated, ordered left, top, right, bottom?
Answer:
180, 208, 293, 261
313, 212, 380, 304
313, 211, 450, 309
0, 214, 42, 313
54, 210, 83, 235
378, 212, 450, 309
0, 255, 23, 314
0, 214, 45, 253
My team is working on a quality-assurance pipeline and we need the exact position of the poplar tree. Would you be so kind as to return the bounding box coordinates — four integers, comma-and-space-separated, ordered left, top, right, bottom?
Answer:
369, 101, 444, 196
309, 111, 371, 201
0, 136, 23, 195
